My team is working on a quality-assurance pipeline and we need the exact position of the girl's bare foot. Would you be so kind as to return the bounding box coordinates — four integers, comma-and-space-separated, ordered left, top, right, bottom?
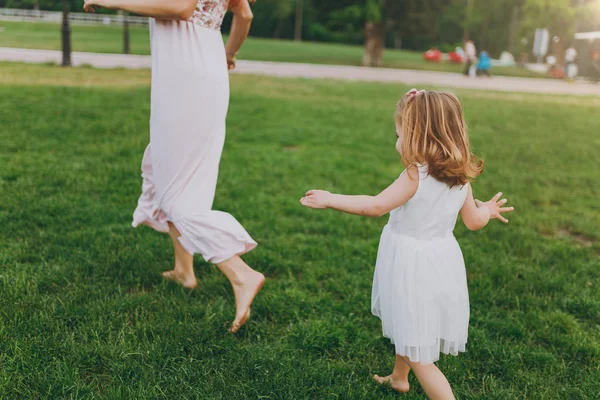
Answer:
228, 270, 264, 333
162, 269, 198, 289
373, 374, 410, 393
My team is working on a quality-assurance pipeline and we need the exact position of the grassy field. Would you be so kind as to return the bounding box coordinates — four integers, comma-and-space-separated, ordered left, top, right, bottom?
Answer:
0, 20, 547, 79
0, 62, 599, 399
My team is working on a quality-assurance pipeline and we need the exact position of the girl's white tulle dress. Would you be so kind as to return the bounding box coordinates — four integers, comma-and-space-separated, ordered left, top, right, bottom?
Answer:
132, 0, 257, 264
371, 165, 470, 365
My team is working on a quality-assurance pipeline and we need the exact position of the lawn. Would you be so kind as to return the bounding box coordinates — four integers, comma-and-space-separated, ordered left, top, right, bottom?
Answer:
0, 20, 547, 79
0, 62, 599, 399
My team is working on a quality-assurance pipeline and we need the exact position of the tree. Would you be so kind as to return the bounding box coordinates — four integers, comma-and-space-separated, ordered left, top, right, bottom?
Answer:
247, 0, 294, 39
361, 0, 454, 66
463, 0, 474, 41
574, 0, 600, 32
520, 0, 575, 62
362, 0, 385, 67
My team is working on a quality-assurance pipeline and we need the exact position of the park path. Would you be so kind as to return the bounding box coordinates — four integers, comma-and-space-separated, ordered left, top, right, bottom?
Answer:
1, 47, 599, 97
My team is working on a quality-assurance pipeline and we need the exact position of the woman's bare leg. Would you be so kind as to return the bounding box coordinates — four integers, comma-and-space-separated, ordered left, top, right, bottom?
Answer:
215, 255, 264, 333
373, 353, 411, 393
161, 222, 197, 289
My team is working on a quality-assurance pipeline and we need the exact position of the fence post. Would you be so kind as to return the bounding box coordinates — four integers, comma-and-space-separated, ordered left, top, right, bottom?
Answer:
294, 0, 303, 42
61, 0, 71, 66
123, 11, 130, 54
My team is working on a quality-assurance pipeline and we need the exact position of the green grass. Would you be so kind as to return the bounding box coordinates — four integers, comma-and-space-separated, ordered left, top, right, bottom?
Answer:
0, 62, 599, 399
0, 20, 547, 79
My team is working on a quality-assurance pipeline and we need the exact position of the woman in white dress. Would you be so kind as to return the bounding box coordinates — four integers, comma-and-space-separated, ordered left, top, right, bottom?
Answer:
84, 0, 264, 333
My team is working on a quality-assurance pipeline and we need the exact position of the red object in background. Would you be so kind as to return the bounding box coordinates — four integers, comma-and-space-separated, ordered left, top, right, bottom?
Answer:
549, 65, 565, 79
448, 51, 463, 64
424, 49, 442, 63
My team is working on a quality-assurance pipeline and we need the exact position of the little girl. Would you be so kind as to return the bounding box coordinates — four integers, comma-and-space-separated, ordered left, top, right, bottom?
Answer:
300, 89, 513, 399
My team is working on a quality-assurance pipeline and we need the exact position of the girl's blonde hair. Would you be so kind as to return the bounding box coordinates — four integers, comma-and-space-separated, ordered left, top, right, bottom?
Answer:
396, 90, 483, 187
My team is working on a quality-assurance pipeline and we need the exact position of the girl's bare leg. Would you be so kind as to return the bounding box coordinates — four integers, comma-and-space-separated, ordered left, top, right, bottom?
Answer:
405, 357, 455, 400
162, 222, 197, 289
373, 354, 411, 393
216, 255, 264, 333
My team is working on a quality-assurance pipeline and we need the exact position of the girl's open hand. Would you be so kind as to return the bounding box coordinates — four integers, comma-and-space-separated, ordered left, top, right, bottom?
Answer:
300, 190, 331, 210
475, 192, 514, 223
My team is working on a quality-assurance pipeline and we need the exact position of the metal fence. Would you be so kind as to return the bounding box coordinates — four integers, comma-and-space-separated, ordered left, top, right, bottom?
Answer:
0, 8, 148, 27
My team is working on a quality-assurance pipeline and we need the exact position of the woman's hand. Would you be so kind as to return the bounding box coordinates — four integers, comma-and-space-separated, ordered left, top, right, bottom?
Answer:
300, 190, 332, 210
225, 0, 253, 70
84, 0, 115, 13
226, 52, 237, 71
475, 192, 514, 223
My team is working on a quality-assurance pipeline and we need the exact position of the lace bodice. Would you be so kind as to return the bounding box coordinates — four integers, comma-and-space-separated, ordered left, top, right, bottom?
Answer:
189, 0, 230, 30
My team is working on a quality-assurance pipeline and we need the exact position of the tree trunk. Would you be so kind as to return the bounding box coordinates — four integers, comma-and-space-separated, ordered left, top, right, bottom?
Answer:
394, 31, 402, 49
480, 10, 489, 52
274, 18, 283, 39
553, 39, 566, 66
363, 21, 385, 67
463, 0, 474, 42
508, 5, 520, 54
294, 0, 303, 41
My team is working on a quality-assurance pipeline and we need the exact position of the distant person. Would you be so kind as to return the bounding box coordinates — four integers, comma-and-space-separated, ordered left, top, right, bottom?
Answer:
476, 51, 492, 77
565, 45, 578, 79
518, 53, 529, 68
546, 53, 561, 78
301, 89, 513, 397
565, 45, 577, 67
592, 48, 600, 82
83, 0, 265, 333
464, 40, 477, 76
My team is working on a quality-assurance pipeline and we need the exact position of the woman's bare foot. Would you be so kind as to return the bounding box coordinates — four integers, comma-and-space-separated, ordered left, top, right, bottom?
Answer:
373, 374, 410, 393
228, 270, 265, 333
162, 269, 198, 289
165, 222, 196, 289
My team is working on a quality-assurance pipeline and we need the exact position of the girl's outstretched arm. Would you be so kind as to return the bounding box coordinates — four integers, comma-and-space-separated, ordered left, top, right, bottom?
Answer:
300, 167, 419, 217
460, 184, 514, 231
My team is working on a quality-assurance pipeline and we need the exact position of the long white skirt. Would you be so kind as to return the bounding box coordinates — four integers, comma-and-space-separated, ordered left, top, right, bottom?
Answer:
132, 18, 256, 264
371, 226, 470, 365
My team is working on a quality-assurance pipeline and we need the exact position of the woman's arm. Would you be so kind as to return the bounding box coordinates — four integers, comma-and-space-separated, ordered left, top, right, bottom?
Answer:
300, 167, 419, 217
84, 0, 197, 21
225, 0, 254, 70
460, 184, 514, 231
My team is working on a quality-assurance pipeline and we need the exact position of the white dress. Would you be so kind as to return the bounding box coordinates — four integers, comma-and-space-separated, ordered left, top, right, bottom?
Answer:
132, 0, 257, 264
371, 165, 470, 365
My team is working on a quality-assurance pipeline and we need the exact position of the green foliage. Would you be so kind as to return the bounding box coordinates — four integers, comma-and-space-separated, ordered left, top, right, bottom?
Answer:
0, 21, 548, 78
0, 63, 599, 398
365, 0, 383, 23
575, 0, 600, 33
521, 0, 576, 42
0, 0, 595, 56
0, 0, 78, 11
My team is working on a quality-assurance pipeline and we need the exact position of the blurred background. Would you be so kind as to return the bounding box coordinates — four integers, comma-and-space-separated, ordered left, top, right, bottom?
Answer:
0, 1, 599, 399
1, 0, 600, 80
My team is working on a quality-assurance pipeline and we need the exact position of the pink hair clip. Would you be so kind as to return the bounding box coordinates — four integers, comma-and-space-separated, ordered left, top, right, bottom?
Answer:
406, 88, 426, 100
